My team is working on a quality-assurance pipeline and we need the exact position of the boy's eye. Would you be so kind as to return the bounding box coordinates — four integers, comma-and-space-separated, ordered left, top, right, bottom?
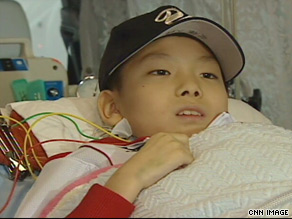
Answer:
200, 73, 218, 79
150, 70, 171, 75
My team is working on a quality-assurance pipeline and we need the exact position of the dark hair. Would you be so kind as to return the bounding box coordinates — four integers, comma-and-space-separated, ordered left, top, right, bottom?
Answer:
104, 63, 124, 91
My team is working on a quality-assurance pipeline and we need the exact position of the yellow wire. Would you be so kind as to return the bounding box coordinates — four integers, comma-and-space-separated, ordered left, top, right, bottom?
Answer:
25, 112, 131, 144
23, 112, 131, 178
1, 112, 131, 180
0, 115, 35, 178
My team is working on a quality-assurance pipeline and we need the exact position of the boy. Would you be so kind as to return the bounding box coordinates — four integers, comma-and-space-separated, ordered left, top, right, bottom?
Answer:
15, 5, 245, 218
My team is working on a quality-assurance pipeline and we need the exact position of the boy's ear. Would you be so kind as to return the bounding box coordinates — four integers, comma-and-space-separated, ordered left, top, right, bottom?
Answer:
98, 90, 123, 126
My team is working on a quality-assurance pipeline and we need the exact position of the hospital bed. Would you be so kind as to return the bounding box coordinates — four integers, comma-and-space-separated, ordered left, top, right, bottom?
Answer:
0, 96, 278, 218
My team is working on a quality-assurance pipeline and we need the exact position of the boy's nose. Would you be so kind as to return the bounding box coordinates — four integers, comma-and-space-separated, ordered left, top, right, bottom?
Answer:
175, 73, 202, 97
177, 81, 202, 98
181, 90, 201, 97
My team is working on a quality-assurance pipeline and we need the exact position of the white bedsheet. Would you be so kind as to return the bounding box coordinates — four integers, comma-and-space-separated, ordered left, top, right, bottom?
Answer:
36, 122, 292, 218
0, 167, 34, 218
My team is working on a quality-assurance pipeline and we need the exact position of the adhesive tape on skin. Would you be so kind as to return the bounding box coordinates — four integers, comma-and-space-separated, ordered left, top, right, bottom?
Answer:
207, 112, 236, 127
111, 118, 133, 138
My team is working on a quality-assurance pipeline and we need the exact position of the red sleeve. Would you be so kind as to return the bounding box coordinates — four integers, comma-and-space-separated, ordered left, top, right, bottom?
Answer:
66, 184, 135, 218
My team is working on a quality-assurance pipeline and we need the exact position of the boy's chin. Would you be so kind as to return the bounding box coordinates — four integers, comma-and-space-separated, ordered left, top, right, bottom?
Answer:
181, 128, 206, 137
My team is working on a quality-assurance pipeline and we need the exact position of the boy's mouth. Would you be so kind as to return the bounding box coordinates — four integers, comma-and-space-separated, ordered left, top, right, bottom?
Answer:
176, 107, 205, 117
177, 110, 202, 116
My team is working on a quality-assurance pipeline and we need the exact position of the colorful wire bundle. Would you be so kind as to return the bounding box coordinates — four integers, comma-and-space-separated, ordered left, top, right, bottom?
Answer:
0, 111, 131, 215
20, 112, 130, 178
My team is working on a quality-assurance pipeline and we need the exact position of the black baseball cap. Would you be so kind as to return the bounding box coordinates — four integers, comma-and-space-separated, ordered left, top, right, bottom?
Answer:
99, 5, 245, 91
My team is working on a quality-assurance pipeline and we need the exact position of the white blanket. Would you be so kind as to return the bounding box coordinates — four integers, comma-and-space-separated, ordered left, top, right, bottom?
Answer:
39, 122, 292, 218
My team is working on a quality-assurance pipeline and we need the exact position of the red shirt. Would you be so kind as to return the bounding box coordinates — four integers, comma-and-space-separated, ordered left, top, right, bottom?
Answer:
67, 184, 135, 218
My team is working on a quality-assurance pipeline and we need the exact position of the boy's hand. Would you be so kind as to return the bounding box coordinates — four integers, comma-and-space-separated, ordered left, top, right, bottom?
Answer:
128, 132, 194, 188
105, 132, 194, 202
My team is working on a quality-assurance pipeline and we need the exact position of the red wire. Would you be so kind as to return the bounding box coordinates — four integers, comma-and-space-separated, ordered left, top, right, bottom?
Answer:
0, 159, 21, 215
0, 138, 115, 215
79, 145, 114, 166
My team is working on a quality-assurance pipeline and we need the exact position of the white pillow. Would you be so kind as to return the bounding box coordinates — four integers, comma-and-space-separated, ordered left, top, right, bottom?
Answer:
2, 97, 272, 162
4, 96, 272, 129
228, 98, 272, 124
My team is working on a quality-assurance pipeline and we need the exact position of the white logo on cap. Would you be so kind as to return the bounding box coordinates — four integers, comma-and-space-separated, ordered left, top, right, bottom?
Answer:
155, 7, 192, 25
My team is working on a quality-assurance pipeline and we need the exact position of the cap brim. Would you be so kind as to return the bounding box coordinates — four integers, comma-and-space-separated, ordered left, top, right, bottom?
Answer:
109, 17, 245, 82
158, 18, 245, 81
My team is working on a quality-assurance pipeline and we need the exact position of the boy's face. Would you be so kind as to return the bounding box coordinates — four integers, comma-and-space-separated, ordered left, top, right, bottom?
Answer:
111, 36, 228, 137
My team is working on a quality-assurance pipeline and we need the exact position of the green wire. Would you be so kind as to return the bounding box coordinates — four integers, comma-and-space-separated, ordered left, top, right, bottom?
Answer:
11, 112, 101, 140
